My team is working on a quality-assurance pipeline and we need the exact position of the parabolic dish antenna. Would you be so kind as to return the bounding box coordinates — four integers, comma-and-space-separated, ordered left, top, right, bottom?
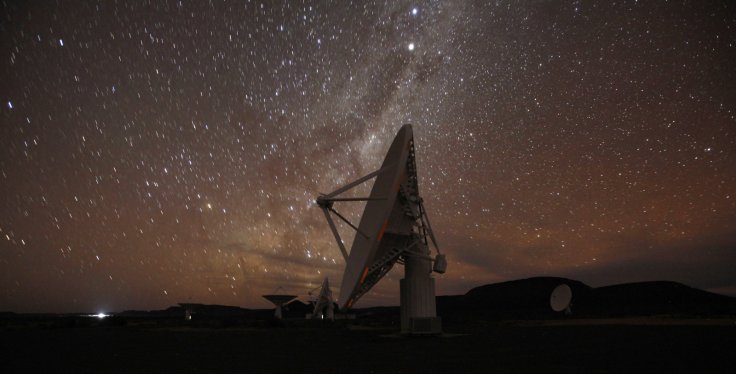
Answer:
316, 124, 446, 334
310, 277, 334, 320
550, 284, 572, 313
262, 294, 297, 319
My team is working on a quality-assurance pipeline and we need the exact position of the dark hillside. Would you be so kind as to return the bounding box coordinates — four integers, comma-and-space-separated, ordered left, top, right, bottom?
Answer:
436, 277, 736, 323
584, 281, 736, 317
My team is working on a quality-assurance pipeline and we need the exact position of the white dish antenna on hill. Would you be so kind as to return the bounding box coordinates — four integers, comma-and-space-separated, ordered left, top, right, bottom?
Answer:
316, 124, 446, 334
550, 284, 573, 314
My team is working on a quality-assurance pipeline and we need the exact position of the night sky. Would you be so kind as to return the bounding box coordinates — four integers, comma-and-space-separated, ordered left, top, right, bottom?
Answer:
2, 1, 735, 313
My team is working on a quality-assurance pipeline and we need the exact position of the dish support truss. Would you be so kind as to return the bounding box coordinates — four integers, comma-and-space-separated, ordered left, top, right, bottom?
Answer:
316, 138, 445, 334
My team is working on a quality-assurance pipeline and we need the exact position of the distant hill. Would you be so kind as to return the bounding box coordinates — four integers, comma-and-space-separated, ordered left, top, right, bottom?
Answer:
116, 299, 320, 320
437, 277, 736, 321
585, 281, 736, 317
11, 278, 733, 324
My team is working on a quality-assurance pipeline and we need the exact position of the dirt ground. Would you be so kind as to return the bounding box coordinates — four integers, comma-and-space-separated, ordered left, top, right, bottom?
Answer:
2, 319, 735, 373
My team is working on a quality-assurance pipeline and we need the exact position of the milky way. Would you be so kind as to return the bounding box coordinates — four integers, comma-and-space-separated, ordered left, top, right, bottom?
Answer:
1, 1, 735, 312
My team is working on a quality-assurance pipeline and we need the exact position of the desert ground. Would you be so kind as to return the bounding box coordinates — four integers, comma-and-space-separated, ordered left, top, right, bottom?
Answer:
2, 317, 734, 373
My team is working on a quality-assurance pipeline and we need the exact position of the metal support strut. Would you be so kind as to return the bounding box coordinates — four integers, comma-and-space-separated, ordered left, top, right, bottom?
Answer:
316, 166, 392, 261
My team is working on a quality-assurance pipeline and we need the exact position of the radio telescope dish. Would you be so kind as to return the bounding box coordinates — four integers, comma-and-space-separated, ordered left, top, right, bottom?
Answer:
310, 277, 334, 320
550, 284, 572, 313
262, 294, 297, 319
316, 124, 445, 334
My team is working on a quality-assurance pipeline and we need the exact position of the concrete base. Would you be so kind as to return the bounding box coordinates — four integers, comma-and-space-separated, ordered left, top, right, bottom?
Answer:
400, 249, 442, 335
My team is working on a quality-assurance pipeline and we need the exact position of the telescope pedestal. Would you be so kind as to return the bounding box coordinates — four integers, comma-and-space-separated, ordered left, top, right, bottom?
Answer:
400, 248, 442, 335
274, 305, 283, 319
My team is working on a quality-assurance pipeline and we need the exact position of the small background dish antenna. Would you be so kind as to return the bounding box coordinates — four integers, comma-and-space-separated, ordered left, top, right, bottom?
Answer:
262, 288, 297, 319
308, 277, 334, 320
550, 284, 573, 314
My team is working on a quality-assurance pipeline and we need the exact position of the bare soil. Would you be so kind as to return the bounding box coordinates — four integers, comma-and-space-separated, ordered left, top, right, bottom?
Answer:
2, 318, 734, 373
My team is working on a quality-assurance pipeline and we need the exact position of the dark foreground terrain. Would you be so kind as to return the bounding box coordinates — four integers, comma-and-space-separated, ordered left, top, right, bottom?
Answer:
4, 278, 735, 372
2, 318, 735, 373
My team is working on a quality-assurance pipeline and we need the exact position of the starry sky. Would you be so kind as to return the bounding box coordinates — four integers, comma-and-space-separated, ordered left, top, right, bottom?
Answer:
2, 1, 735, 313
